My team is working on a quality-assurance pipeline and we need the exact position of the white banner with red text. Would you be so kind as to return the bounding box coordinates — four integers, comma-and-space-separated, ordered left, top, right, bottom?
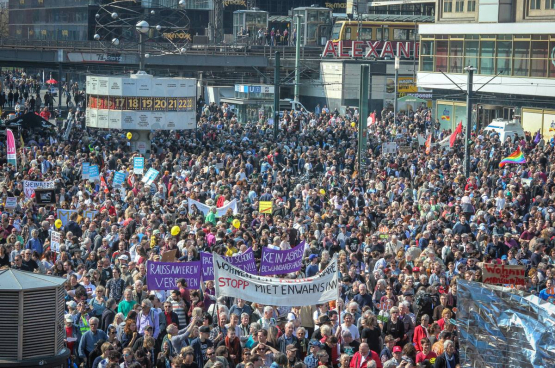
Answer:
213, 253, 339, 306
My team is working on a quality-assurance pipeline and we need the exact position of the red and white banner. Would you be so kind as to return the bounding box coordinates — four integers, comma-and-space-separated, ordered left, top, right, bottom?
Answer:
213, 254, 339, 306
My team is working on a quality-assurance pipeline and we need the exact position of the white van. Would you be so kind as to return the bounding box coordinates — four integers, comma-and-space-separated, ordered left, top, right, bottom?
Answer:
483, 118, 525, 141
280, 98, 309, 115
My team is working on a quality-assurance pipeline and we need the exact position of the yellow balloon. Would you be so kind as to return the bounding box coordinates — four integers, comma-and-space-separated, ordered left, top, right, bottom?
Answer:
232, 219, 241, 229
319, 189, 326, 195
171, 226, 181, 236
55, 219, 62, 229
126, 132, 133, 140
351, 122, 356, 127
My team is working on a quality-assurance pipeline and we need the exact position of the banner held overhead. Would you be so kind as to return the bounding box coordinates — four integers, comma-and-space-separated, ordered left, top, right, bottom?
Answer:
213, 253, 339, 306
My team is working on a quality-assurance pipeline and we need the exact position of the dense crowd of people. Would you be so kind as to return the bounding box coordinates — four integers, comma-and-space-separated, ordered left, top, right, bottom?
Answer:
0, 71, 86, 125
1, 69, 554, 368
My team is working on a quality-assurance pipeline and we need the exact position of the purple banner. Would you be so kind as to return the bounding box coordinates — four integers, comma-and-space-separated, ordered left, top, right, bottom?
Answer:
147, 261, 201, 290
259, 241, 305, 276
201, 248, 257, 281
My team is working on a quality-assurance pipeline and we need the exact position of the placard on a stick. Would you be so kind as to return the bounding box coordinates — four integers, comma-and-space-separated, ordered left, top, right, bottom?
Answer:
161, 249, 177, 262
259, 201, 273, 214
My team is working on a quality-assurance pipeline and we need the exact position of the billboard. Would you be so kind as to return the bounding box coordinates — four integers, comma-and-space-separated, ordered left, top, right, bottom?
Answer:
86, 75, 197, 130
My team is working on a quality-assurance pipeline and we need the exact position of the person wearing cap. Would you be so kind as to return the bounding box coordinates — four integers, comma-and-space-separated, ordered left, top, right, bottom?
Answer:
304, 340, 324, 368
383, 345, 402, 368
64, 313, 80, 356
306, 254, 319, 277
191, 325, 214, 368
284, 343, 300, 368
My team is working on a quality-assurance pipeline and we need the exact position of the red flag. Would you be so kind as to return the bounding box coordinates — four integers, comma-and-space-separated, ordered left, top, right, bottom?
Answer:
450, 121, 463, 147
100, 176, 109, 194
128, 173, 135, 188
425, 135, 432, 155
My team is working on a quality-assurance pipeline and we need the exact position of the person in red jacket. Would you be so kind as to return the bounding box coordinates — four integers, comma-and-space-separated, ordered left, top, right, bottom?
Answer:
39, 107, 51, 120
412, 314, 430, 352
349, 343, 382, 368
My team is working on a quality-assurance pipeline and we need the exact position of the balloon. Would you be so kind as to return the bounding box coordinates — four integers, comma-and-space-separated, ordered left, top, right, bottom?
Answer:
351, 122, 356, 127
55, 219, 62, 229
319, 189, 326, 195
232, 219, 241, 229
126, 132, 133, 140
171, 226, 181, 236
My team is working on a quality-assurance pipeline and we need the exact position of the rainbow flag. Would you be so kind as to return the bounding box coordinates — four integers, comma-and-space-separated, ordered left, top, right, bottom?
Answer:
499, 146, 526, 168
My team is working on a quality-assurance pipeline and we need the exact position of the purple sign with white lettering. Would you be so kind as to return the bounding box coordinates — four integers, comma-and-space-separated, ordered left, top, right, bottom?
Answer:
201, 248, 257, 280
259, 241, 305, 276
147, 261, 201, 290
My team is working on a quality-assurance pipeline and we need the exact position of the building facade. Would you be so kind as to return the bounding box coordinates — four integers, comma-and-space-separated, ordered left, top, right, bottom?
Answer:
417, 0, 555, 138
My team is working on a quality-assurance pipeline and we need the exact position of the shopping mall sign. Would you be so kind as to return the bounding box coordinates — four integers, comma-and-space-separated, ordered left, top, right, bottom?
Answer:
322, 40, 419, 59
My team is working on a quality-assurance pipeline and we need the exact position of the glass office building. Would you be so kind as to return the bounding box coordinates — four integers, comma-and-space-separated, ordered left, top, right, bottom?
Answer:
419, 34, 555, 78
8, 0, 92, 40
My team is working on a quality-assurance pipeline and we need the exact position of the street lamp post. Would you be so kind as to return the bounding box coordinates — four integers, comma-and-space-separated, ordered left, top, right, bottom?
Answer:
294, 14, 302, 102
136, 20, 150, 71
394, 56, 399, 120
464, 65, 476, 178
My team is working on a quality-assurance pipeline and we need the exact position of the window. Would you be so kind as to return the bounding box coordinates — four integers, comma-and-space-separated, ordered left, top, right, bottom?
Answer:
496, 41, 512, 75
530, 0, 541, 9
479, 40, 495, 75
420, 40, 434, 71
394, 29, 408, 40
513, 40, 530, 76
468, 0, 476, 11
530, 41, 547, 77
377, 27, 389, 41
444, 0, 453, 12
435, 40, 448, 72
449, 40, 463, 73
464, 40, 479, 70
360, 28, 372, 41
345, 27, 351, 40
546, 0, 555, 8
455, 0, 464, 12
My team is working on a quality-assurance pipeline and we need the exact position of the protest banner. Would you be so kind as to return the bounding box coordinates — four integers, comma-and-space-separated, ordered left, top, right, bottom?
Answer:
188, 198, 238, 218
482, 264, 526, 286
23, 180, 55, 198
113, 171, 126, 188
88, 165, 100, 182
382, 142, 398, 155
6, 129, 17, 169
259, 242, 305, 276
82, 162, 90, 180
146, 261, 201, 290
133, 157, 145, 175
259, 201, 272, 214
57, 209, 98, 226
50, 231, 61, 252
213, 253, 339, 306
201, 248, 257, 281
142, 168, 159, 186
5, 197, 17, 209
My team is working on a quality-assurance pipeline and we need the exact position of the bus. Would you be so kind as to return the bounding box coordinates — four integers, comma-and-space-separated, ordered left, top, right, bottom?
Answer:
331, 20, 420, 44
